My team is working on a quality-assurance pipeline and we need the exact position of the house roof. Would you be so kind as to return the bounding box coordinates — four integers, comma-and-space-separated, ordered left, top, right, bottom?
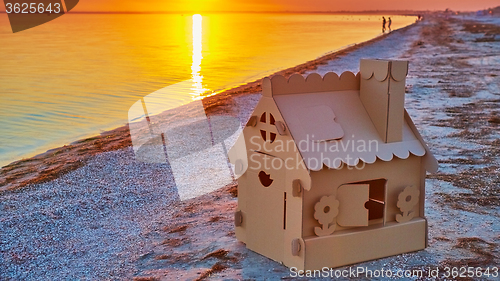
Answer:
273, 88, 438, 172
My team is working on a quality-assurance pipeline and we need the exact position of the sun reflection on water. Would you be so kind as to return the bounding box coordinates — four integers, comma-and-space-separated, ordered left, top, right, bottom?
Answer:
191, 14, 209, 99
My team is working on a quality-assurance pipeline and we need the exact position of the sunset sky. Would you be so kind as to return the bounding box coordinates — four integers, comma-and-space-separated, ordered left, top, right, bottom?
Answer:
75, 0, 497, 12
2, 0, 496, 12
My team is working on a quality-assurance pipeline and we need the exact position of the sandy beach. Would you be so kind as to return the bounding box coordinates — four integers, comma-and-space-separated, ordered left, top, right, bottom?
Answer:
1, 14, 499, 280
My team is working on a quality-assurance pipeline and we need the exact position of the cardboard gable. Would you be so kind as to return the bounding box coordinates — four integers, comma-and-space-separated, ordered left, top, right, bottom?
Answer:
239, 77, 312, 190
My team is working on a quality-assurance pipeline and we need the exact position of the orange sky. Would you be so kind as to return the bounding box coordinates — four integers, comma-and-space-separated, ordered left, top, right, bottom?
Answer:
0, 0, 497, 12
72, 0, 498, 12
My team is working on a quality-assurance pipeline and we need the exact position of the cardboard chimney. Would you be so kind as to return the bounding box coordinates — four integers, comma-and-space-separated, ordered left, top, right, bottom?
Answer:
360, 60, 408, 143
231, 59, 438, 270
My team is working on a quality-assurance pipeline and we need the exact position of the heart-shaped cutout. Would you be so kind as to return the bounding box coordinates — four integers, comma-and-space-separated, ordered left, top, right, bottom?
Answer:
258, 171, 274, 187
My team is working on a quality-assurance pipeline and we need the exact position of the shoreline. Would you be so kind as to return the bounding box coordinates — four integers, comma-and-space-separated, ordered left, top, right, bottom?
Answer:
0, 22, 417, 192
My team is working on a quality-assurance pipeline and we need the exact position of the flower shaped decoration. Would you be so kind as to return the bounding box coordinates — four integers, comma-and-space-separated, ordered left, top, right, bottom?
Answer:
396, 186, 420, 223
314, 195, 339, 236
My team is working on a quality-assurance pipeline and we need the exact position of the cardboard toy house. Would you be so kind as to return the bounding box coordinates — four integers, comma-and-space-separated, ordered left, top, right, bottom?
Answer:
231, 59, 438, 270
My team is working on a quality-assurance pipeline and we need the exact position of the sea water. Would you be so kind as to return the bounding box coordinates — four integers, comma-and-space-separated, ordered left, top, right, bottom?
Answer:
0, 13, 415, 167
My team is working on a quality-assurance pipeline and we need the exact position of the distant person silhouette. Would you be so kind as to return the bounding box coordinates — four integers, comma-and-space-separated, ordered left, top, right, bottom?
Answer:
382, 17, 386, 33
388, 17, 392, 32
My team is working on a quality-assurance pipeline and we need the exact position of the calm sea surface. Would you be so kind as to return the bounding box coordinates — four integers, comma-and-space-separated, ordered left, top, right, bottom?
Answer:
0, 13, 415, 167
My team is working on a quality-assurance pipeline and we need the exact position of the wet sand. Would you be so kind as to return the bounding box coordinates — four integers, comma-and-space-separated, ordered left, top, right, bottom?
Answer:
1, 14, 499, 280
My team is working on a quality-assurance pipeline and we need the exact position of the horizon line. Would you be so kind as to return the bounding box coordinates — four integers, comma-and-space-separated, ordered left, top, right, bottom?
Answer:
0, 9, 478, 14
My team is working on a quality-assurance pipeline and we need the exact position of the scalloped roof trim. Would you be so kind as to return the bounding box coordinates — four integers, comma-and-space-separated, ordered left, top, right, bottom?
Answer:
269, 71, 360, 96
304, 140, 427, 171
